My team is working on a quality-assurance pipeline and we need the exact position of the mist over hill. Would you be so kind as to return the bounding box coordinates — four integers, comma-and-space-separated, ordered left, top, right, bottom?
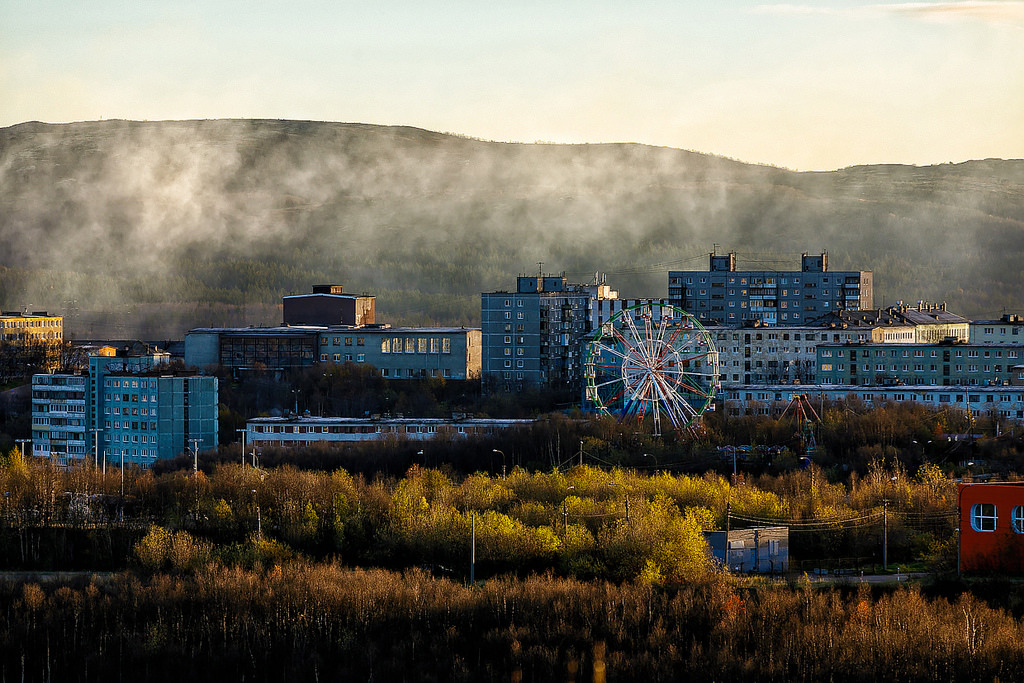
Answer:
1, 119, 1022, 338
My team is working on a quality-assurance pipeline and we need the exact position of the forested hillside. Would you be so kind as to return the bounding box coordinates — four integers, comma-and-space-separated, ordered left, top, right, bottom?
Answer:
1, 119, 1022, 338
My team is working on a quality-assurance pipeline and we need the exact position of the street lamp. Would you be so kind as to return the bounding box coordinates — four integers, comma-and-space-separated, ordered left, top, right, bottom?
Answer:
643, 452, 658, 473
492, 449, 506, 479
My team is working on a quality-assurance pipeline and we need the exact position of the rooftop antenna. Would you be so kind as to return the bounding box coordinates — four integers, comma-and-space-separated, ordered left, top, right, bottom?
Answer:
713, 243, 720, 255
537, 262, 544, 277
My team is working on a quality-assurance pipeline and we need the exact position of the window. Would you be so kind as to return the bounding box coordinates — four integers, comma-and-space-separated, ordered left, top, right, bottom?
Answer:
971, 503, 997, 532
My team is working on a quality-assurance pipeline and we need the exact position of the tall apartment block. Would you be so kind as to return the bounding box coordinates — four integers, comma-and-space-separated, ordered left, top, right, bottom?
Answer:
481, 274, 618, 393
32, 350, 218, 468
668, 252, 872, 326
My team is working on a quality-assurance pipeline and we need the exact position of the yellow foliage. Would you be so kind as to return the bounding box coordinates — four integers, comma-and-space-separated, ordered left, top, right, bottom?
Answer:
731, 486, 789, 521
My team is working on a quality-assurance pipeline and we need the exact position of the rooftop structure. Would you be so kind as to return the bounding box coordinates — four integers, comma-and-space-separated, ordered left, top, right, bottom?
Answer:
282, 284, 375, 327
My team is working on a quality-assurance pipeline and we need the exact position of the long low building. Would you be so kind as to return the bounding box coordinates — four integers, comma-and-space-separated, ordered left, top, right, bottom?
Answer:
718, 384, 1024, 421
185, 325, 480, 379
246, 415, 532, 447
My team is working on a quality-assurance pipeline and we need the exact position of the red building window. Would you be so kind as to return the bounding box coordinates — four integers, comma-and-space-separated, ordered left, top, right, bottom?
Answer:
971, 503, 997, 532
1013, 506, 1024, 534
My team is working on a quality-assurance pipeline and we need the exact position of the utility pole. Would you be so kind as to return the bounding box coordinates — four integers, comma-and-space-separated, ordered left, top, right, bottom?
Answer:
470, 512, 476, 585
190, 438, 201, 473
236, 428, 247, 469
579, 440, 583, 467
882, 498, 888, 571
92, 428, 101, 468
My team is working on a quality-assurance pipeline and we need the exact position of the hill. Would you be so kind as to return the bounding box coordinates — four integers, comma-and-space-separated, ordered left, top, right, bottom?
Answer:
1, 119, 1022, 337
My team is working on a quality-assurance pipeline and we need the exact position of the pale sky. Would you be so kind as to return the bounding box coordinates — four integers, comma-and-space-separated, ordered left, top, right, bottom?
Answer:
1, 0, 1022, 170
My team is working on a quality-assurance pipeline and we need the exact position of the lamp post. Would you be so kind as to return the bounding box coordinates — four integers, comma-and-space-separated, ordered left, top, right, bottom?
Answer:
492, 449, 506, 479
236, 428, 247, 469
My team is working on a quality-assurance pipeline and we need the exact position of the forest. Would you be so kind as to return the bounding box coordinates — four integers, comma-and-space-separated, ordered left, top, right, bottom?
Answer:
3, 390, 1024, 680
2, 120, 1023, 338
0, 446, 1021, 681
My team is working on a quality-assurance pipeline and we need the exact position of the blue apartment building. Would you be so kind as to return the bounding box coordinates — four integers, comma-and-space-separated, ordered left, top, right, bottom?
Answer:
669, 252, 872, 327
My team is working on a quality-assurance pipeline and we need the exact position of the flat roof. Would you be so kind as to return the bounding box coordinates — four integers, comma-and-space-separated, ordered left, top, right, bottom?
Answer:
282, 293, 364, 300
248, 416, 531, 425
187, 326, 326, 334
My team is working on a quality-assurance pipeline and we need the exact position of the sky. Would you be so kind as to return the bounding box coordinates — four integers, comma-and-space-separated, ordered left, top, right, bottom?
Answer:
1, 0, 1022, 170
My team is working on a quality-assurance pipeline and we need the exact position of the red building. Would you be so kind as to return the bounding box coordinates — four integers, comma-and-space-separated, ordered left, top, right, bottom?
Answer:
959, 483, 1024, 573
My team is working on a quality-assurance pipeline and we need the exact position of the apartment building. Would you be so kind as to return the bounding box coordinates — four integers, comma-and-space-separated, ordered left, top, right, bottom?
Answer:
970, 314, 1024, 344
816, 342, 1024, 387
481, 274, 618, 392
668, 252, 872, 326
32, 349, 218, 468
30, 373, 88, 465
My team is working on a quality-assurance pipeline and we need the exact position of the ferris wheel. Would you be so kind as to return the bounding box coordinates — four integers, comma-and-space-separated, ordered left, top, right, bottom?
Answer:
583, 303, 720, 436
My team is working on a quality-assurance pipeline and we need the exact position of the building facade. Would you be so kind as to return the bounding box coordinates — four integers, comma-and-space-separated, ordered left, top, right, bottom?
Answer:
318, 326, 481, 380
246, 415, 531, 447
959, 483, 1024, 573
32, 350, 218, 468
668, 252, 872, 327
717, 384, 1024, 422
97, 371, 218, 468
705, 527, 789, 573
1, 311, 64, 375
970, 314, 1024, 344
816, 342, 1024, 387
185, 326, 323, 371
481, 274, 618, 392
30, 373, 88, 465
